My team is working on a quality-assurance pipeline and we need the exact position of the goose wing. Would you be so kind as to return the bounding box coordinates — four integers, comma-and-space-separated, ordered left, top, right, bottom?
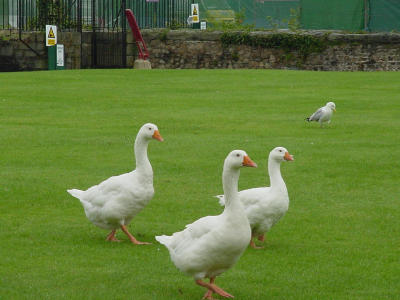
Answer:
78, 172, 134, 207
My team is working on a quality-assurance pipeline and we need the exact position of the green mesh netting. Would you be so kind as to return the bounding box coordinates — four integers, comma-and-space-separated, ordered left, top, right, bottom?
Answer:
198, 0, 400, 32
300, 0, 365, 31
230, 0, 300, 29
369, 0, 400, 32
199, 0, 300, 29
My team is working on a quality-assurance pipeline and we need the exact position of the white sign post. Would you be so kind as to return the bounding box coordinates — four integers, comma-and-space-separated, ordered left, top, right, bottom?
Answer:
56, 44, 65, 69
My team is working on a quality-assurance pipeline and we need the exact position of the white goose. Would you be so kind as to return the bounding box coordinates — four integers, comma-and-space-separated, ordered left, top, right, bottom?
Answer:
67, 123, 163, 244
306, 101, 336, 127
217, 147, 293, 249
156, 150, 257, 299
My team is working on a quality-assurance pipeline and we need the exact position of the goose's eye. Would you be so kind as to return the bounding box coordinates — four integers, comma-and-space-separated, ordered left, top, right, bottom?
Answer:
236, 154, 240, 157
148, 128, 152, 131
279, 150, 283, 152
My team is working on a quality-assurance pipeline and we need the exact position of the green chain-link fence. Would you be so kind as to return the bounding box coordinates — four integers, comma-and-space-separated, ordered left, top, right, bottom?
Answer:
198, 0, 400, 32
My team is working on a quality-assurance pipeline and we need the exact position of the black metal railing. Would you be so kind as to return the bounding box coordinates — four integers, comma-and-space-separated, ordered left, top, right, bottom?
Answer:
0, 0, 193, 32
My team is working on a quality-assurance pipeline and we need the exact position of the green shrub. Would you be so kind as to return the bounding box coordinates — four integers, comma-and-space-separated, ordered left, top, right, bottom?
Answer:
221, 32, 329, 59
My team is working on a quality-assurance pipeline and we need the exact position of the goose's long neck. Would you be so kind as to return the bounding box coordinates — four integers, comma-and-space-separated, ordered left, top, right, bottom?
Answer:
134, 135, 152, 177
222, 166, 242, 213
268, 158, 286, 191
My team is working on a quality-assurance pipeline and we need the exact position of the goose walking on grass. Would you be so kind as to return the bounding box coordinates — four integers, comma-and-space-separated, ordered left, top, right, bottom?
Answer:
156, 150, 257, 299
216, 147, 293, 249
306, 101, 336, 127
67, 123, 163, 244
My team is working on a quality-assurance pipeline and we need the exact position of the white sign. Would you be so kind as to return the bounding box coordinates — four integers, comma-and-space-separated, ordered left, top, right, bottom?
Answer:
56, 44, 64, 67
200, 21, 206, 30
191, 4, 199, 23
46, 25, 57, 46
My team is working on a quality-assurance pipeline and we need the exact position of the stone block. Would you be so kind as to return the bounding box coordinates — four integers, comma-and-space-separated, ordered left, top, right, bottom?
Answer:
0, 45, 13, 56
126, 44, 137, 56
23, 49, 38, 58
126, 55, 134, 66
35, 33, 45, 43
134, 59, 152, 69
126, 32, 134, 44
34, 59, 48, 70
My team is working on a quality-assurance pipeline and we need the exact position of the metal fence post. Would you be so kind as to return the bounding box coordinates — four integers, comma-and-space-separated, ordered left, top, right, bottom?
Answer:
172, 0, 175, 24
92, 0, 96, 67
77, 0, 82, 32
364, 0, 370, 32
122, 0, 127, 67
78, 0, 82, 68
18, 0, 22, 39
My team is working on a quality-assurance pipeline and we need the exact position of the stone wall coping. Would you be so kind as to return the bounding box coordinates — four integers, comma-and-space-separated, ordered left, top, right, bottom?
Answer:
3, 28, 400, 44
141, 29, 400, 44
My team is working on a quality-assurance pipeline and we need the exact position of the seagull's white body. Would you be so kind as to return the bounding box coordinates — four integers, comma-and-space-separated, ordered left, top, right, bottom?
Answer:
217, 147, 293, 248
306, 102, 336, 127
156, 150, 256, 299
67, 123, 163, 243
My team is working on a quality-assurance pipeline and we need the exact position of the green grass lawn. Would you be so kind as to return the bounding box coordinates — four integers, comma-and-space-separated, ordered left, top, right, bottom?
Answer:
0, 69, 399, 299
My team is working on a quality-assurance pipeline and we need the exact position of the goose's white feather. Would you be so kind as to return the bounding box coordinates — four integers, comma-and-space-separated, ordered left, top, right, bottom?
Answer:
67, 123, 161, 231
217, 147, 292, 237
156, 150, 253, 280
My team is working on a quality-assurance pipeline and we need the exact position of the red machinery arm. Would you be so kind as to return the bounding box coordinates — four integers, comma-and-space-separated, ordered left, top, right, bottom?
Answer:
125, 9, 149, 60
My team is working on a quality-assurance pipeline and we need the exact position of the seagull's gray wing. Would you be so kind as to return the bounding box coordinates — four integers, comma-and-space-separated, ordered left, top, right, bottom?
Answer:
308, 107, 324, 121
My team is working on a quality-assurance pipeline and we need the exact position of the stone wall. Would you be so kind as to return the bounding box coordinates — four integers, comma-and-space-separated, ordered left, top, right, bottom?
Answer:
0, 31, 81, 71
0, 31, 136, 71
142, 30, 400, 71
0, 32, 46, 71
1, 29, 400, 71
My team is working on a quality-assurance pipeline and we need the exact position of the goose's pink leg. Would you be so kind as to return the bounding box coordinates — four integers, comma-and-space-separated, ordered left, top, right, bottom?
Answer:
106, 229, 120, 242
258, 234, 265, 242
196, 278, 234, 299
120, 225, 151, 245
250, 234, 264, 249
202, 278, 215, 299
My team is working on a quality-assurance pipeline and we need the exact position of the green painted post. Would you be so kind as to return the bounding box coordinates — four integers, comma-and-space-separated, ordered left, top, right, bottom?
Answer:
48, 45, 56, 70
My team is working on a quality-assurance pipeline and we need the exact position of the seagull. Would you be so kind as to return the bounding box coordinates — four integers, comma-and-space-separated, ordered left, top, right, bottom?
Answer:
306, 102, 336, 127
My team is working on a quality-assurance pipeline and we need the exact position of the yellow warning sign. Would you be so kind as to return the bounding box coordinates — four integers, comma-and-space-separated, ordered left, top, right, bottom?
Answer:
48, 27, 55, 39
191, 4, 200, 23
46, 25, 57, 46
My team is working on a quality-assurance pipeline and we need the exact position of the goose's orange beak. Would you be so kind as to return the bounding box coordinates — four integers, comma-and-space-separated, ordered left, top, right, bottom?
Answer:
152, 130, 164, 142
243, 156, 257, 168
284, 152, 294, 161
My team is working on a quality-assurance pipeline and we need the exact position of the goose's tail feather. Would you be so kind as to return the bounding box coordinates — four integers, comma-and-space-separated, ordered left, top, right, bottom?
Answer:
67, 189, 84, 199
155, 235, 172, 248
